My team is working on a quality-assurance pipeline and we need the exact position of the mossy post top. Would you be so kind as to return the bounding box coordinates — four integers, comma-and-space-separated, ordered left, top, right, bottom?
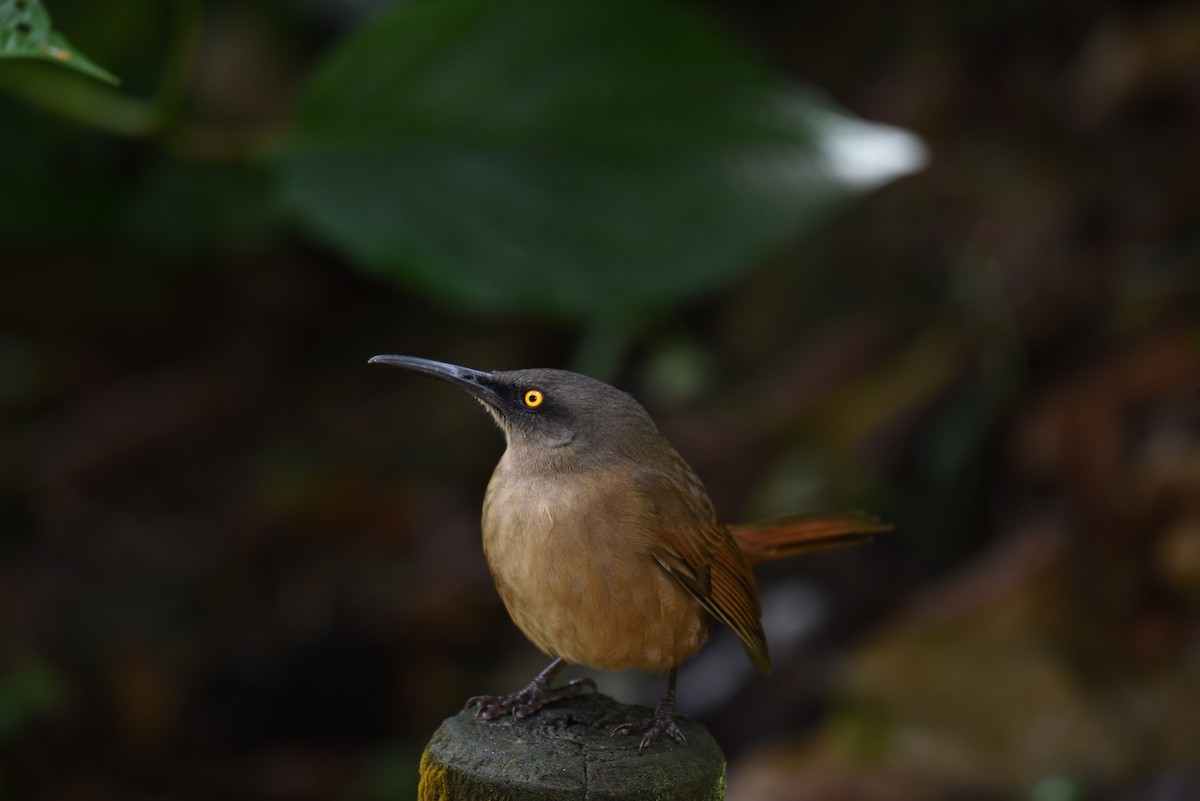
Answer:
417, 693, 726, 801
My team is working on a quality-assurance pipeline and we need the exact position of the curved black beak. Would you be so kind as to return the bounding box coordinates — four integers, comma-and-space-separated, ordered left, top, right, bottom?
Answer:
368, 355, 502, 407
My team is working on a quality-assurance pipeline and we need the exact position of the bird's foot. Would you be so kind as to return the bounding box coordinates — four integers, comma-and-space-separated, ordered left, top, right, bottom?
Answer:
466, 675, 596, 720
610, 667, 686, 752
609, 710, 687, 752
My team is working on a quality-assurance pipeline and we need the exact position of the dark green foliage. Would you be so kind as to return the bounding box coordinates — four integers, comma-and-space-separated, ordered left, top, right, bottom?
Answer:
0, 0, 117, 83
2, 0, 905, 322
274, 0, 867, 319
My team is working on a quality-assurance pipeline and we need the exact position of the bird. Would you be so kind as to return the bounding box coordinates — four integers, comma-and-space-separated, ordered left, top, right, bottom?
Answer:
369, 354, 889, 750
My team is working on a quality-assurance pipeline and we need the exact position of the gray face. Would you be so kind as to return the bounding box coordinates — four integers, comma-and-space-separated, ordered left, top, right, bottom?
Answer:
368, 356, 666, 464
477, 368, 659, 458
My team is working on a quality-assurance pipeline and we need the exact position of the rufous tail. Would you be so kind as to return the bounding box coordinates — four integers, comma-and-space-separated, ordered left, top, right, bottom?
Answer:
729, 511, 890, 565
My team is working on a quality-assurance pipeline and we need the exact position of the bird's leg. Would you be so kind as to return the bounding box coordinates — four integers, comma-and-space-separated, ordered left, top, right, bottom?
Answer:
610, 667, 687, 752
465, 657, 596, 720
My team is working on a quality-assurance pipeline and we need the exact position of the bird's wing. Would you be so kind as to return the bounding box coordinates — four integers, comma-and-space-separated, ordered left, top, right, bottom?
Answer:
631, 470, 772, 675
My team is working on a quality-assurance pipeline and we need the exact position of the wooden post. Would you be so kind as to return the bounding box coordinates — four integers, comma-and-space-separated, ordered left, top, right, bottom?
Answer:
418, 692, 725, 800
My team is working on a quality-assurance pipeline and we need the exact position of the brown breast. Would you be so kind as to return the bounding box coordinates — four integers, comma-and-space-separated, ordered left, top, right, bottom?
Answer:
481, 461, 710, 673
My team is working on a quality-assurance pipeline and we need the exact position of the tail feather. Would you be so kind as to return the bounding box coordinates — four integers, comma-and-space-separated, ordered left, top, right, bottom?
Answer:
729, 510, 890, 565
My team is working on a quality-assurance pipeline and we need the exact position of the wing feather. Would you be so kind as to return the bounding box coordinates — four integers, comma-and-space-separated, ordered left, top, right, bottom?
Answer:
633, 469, 772, 674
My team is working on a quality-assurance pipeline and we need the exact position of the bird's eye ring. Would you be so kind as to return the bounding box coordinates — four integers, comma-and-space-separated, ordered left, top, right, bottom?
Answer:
522, 389, 544, 408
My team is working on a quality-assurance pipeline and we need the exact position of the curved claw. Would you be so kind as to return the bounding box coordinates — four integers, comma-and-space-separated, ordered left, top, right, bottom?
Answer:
608, 721, 635, 737
610, 668, 686, 752
638, 718, 687, 752
464, 694, 510, 720
465, 671, 597, 722
609, 717, 687, 752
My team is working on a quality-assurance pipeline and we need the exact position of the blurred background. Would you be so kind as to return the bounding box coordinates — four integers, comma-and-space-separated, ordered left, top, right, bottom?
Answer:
2, 1, 1199, 799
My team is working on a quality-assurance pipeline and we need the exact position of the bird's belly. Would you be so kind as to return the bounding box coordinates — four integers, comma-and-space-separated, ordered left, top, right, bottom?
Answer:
481, 474, 708, 673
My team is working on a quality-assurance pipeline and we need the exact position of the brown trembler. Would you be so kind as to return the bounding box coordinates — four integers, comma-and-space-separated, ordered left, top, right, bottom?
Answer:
370, 355, 889, 750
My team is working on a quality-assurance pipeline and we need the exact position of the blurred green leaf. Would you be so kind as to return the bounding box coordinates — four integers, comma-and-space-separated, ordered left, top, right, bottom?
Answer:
0, 0, 119, 85
274, 0, 921, 319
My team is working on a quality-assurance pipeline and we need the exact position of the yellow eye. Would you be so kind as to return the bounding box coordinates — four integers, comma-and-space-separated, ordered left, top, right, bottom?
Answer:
523, 389, 544, 408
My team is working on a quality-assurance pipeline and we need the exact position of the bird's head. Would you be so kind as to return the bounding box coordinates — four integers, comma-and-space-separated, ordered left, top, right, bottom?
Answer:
369, 355, 661, 464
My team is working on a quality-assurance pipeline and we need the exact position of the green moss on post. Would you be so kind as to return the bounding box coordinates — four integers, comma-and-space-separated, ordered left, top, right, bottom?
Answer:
418, 693, 725, 800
